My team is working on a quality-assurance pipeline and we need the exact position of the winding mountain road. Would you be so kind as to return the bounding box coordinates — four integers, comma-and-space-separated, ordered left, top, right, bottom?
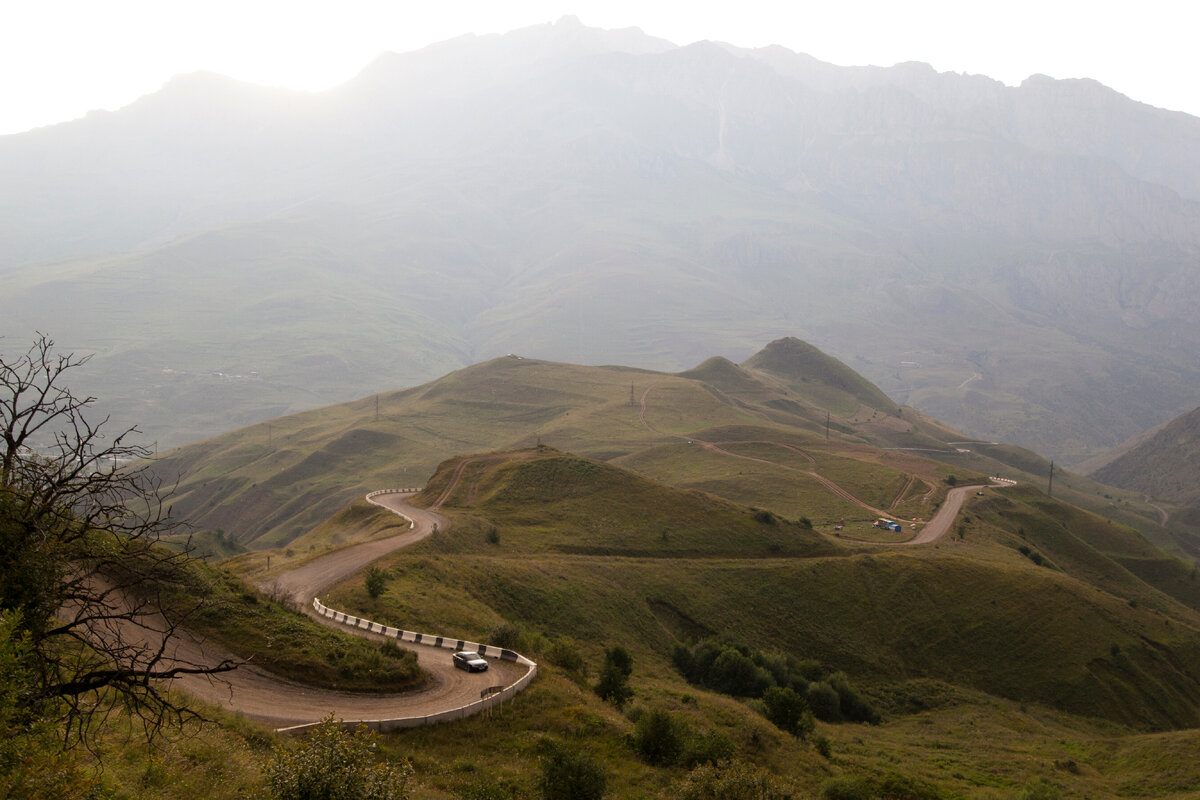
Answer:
166, 490, 529, 730
163, 397, 1004, 728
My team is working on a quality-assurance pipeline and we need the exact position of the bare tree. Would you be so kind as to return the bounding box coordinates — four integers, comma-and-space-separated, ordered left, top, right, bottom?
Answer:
0, 334, 238, 748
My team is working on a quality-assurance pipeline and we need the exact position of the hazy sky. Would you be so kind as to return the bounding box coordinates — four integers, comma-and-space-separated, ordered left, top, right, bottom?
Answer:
4, 1, 1198, 136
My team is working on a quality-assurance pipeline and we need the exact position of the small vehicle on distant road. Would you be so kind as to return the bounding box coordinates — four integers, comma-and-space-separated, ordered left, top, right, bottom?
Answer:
452, 651, 489, 672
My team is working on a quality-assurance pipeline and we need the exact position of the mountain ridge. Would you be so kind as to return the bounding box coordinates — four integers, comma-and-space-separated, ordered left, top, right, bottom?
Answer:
4, 18, 1200, 464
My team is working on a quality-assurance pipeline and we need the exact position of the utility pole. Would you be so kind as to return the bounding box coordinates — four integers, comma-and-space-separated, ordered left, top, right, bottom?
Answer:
630, 383, 635, 407
826, 411, 830, 441
1047, 460, 1055, 498
375, 394, 380, 422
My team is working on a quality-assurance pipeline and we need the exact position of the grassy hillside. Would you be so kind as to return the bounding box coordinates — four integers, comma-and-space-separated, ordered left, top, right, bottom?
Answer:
148, 340, 1192, 565
145, 341, 1009, 547
1089, 406, 1200, 507
370, 453, 1200, 728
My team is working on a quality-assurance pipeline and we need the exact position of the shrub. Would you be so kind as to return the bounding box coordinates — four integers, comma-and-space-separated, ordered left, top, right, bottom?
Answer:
822, 772, 943, 800
488, 623, 526, 651
631, 709, 686, 766
828, 672, 881, 724
821, 776, 873, 800
595, 645, 634, 708
265, 716, 412, 800
762, 686, 814, 737
546, 637, 584, 673
682, 730, 736, 767
814, 736, 832, 759
807, 681, 842, 722
538, 740, 606, 800
709, 649, 771, 698
364, 567, 387, 599
672, 643, 695, 677
677, 760, 799, 800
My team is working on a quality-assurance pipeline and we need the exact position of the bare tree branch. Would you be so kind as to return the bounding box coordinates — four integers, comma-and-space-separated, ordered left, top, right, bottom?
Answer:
0, 334, 240, 751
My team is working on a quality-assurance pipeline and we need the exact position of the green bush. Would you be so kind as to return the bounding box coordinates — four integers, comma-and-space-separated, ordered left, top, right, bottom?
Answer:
807, 681, 842, 722
537, 739, 606, 800
828, 672, 881, 724
677, 760, 799, 800
546, 637, 584, 673
682, 730, 736, 767
762, 686, 814, 737
822, 771, 944, 800
631, 709, 686, 766
595, 645, 634, 708
709, 649, 771, 698
364, 567, 387, 599
487, 622, 526, 651
265, 716, 411, 800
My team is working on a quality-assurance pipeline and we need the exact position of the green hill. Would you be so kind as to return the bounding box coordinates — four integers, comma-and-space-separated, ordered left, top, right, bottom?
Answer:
151, 339, 1183, 561
1090, 406, 1200, 505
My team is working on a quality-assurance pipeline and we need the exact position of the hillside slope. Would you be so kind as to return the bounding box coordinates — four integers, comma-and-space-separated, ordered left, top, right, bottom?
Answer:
1089, 406, 1200, 506
150, 338, 1188, 557
148, 338, 1003, 548
314, 449, 1200, 731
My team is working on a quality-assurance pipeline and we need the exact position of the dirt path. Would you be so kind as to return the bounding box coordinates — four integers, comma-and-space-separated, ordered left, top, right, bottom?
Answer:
269, 493, 446, 606
638, 385, 891, 518
638, 385, 1013, 546
1144, 495, 1170, 527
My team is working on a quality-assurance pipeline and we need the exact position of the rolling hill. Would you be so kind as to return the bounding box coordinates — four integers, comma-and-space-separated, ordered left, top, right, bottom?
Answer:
151, 338, 1190, 559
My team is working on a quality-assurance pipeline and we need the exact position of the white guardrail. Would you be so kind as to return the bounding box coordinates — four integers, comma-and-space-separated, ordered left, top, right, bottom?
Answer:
364, 489, 422, 529
276, 489, 538, 733
283, 599, 538, 733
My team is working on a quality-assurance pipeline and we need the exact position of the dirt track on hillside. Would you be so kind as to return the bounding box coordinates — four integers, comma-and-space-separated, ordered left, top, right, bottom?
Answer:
637, 384, 1008, 545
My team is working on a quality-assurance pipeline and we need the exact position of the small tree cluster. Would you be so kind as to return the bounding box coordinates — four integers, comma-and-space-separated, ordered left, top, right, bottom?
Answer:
673, 638, 878, 729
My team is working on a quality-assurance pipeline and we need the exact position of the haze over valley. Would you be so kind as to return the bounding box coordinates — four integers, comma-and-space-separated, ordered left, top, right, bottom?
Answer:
4, 17, 1200, 465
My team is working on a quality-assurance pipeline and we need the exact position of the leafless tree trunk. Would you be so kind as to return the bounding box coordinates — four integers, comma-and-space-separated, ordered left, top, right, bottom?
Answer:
0, 334, 238, 749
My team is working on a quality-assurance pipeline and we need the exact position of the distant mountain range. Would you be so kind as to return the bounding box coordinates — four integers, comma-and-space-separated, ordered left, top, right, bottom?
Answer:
3, 16, 1198, 462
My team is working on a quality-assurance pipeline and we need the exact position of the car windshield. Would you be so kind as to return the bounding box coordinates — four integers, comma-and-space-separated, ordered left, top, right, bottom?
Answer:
458, 651, 481, 659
